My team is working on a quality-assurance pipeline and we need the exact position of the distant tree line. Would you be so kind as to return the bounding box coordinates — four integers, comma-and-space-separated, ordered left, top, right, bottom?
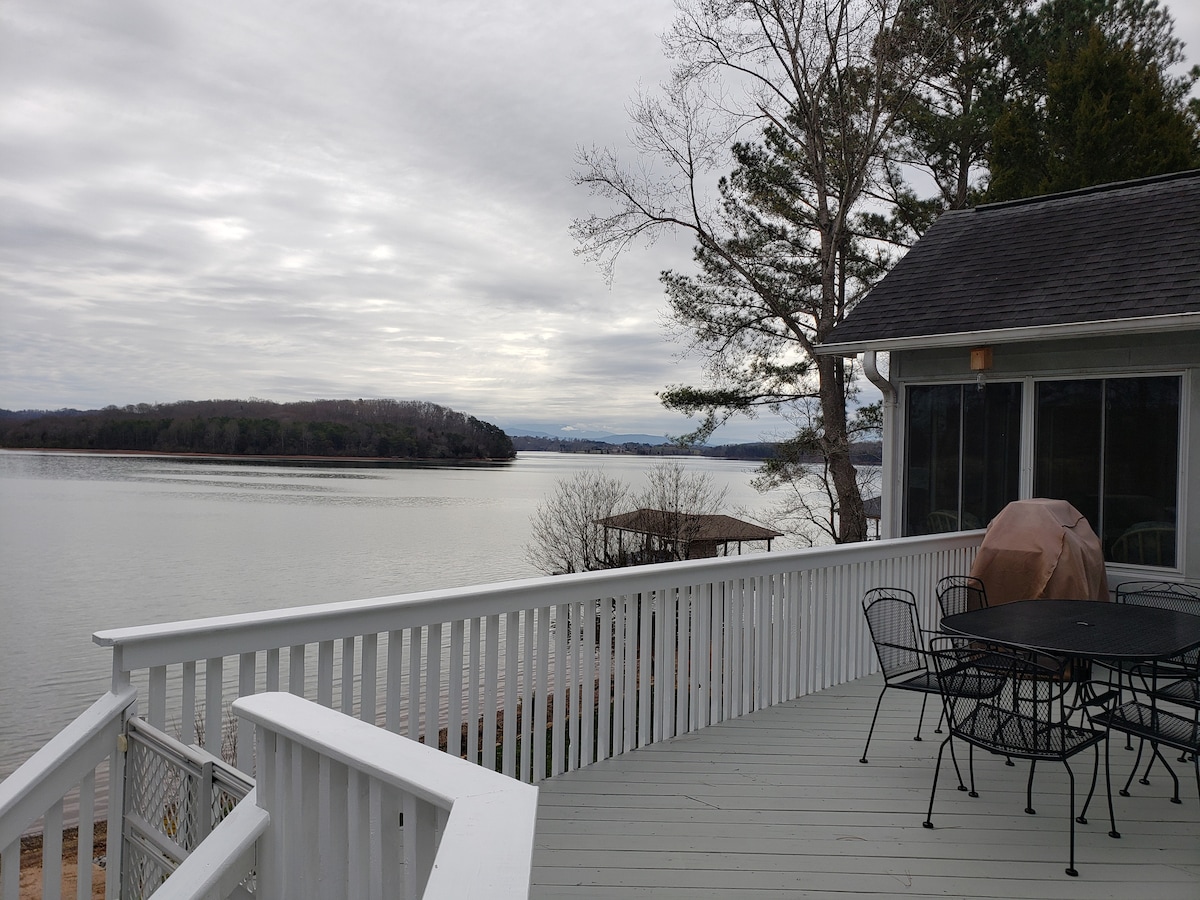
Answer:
0, 398, 515, 460
511, 435, 881, 464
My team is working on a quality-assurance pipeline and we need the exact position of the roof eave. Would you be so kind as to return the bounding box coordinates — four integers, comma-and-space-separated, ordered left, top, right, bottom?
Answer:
814, 311, 1200, 357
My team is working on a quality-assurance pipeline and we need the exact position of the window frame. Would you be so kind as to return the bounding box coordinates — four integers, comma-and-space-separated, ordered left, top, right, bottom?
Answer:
899, 370, 1187, 573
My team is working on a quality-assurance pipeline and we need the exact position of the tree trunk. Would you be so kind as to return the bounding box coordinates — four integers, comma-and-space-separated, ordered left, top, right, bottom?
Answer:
818, 354, 866, 543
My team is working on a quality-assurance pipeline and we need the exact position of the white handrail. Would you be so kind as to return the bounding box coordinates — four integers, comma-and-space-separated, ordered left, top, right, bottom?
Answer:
0, 686, 135, 851
236, 692, 539, 900
85, 532, 982, 782
149, 788, 269, 900
94, 533, 983, 670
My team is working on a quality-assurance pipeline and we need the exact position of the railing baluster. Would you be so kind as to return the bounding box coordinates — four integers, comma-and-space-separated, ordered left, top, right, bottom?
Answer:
75, 770, 95, 900
520, 609, 534, 780
502, 612, 518, 777
41, 798, 63, 900
483, 615, 499, 768
205, 656, 223, 757
238, 652, 256, 771
148, 665, 167, 729
534, 607, 550, 780
385, 630, 402, 733
340, 636, 356, 716
407, 627, 423, 743
425, 623, 442, 748
597, 597, 613, 762
360, 633, 377, 724
552, 604, 567, 775
289, 644, 306, 698
467, 618, 480, 766
448, 621, 464, 759
266, 647, 280, 693
581, 598, 596, 767
182, 660, 197, 743
568, 601, 580, 772
317, 640, 335, 708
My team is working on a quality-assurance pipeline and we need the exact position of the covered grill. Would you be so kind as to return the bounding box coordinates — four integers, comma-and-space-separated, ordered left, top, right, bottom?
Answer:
968, 499, 1108, 605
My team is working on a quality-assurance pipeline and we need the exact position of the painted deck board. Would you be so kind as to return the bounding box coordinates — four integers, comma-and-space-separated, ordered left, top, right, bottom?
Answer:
530, 674, 1200, 899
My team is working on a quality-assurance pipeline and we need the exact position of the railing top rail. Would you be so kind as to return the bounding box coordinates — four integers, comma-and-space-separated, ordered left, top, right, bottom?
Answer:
235, 692, 538, 811
95, 532, 984, 672
0, 686, 136, 850
148, 788, 269, 900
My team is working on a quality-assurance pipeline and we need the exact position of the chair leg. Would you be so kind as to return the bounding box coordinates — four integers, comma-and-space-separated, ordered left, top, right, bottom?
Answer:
914, 692, 929, 741
923, 736, 951, 829
1120, 738, 1148, 797
1063, 760, 1079, 877
1025, 760, 1038, 814
1103, 734, 1122, 838
860, 686, 889, 763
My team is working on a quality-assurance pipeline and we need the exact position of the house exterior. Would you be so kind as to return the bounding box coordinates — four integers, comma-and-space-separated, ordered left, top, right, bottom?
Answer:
817, 169, 1200, 585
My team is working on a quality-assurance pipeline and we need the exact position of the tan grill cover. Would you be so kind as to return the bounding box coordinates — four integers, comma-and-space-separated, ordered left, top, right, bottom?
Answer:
968, 499, 1108, 606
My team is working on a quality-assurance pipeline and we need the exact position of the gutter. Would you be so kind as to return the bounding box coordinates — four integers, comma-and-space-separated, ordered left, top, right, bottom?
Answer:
862, 350, 895, 404
815, 311, 1200, 357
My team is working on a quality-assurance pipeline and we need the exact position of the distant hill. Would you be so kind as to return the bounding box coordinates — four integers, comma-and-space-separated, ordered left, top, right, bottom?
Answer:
511, 434, 882, 464
0, 398, 515, 460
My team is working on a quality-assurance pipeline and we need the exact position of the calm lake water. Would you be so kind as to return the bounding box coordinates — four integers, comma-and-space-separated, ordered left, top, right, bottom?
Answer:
0, 449, 783, 780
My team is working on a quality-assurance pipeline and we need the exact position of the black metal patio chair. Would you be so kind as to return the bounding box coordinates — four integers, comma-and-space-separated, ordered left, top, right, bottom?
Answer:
935, 574, 988, 619
923, 643, 1115, 877
1091, 584, 1200, 807
860, 588, 942, 764
1104, 581, 1200, 762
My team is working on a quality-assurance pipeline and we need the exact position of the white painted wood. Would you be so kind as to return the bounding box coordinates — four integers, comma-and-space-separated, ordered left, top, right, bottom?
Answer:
234, 693, 538, 900
466, 618, 480, 765
0, 687, 134, 851
150, 789, 269, 900
75, 770, 94, 900
385, 630, 402, 732
41, 799, 63, 900
502, 612, 517, 777
317, 640, 334, 708
1, 836, 18, 900
406, 627, 421, 742
359, 633, 376, 723
339, 637, 355, 716
534, 607, 550, 781
531, 675, 1200, 900
205, 656, 223, 757
447, 620, 463, 760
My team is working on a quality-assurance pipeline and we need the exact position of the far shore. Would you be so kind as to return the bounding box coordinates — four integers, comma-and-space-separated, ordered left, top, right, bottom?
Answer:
0, 447, 517, 465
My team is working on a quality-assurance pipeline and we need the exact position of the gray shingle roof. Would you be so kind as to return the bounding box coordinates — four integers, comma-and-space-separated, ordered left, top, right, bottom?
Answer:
819, 169, 1200, 353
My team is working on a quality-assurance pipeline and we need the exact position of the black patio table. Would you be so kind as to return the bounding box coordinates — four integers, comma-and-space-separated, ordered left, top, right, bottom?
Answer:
941, 599, 1200, 663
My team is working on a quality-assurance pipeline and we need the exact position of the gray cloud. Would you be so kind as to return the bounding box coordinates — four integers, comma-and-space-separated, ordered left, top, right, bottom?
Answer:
3, 1, 1198, 445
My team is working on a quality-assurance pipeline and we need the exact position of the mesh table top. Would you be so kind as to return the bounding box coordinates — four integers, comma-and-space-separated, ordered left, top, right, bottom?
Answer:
942, 599, 1200, 661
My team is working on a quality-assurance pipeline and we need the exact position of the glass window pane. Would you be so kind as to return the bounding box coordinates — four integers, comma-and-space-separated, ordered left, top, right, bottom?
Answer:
962, 382, 1022, 529
1035, 380, 1102, 530
1104, 377, 1179, 566
905, 385, 961, 535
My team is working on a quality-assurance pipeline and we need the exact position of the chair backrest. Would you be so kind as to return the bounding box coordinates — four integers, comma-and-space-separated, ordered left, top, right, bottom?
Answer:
862, 588, 924, 681
1117, 581, 1200, 666
935, 575, 988, 619
1116, 580, 1200, 616
929, 641, 1071, 758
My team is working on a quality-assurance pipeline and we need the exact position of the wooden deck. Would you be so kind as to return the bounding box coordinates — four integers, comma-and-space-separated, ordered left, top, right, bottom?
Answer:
531, 675, 1200, 899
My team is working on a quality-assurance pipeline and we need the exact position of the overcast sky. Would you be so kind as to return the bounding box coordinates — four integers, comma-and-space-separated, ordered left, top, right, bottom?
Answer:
3, 1, 1199, 443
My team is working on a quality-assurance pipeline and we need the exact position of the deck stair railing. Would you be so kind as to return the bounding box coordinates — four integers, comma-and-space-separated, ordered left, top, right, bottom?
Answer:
121, 717, 253, 898
0, 531, 983, 899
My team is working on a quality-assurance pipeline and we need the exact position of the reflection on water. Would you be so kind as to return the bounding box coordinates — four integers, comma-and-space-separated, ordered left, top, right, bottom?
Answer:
0, 449, 775, 780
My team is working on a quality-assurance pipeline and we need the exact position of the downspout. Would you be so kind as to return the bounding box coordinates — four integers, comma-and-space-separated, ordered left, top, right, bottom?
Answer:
862, 351, 897, 539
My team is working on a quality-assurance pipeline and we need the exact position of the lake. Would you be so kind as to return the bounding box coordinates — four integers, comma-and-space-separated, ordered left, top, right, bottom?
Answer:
0, 449, 786, 780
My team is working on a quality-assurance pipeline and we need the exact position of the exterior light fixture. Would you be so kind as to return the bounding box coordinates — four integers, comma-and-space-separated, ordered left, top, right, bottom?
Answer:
971, 346, 993, 391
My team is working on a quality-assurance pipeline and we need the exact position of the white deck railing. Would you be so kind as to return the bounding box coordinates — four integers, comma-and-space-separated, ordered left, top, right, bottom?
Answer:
0, 531, 983, 899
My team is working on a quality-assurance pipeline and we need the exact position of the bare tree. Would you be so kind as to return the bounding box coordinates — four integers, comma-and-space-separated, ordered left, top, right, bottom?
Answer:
525, 461, 729, 572
635, 460, 729, 560
573, 0, 950, 543
524, 470, 630, 575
